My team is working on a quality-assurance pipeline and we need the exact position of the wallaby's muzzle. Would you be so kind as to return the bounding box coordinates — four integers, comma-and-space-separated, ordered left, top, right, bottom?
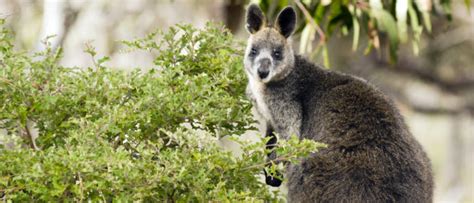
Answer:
257, 58, 271, 79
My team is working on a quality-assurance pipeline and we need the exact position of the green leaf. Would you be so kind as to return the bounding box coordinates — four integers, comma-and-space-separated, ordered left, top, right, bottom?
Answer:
396, 0, 409, 43
441, 0, 453, 20
369, 0, 383, 9
97, 56, 110, 66
372, 9, 399, 43
413, 0, 433, 32
421, 11, 432, 33
466, 0, 472, 13
313, 3, 325, 23
351, 17, 360, 51
279, 0, 289, 7
299, 24, 314, 54
322, 45, 330, 68
408, 2, 423, 55
348, 5, 360, 51
371, 8, 399, 62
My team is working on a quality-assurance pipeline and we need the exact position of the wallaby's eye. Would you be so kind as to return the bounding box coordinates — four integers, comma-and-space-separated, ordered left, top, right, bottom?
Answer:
249, 48, 258, 57
273, 49, 283, 60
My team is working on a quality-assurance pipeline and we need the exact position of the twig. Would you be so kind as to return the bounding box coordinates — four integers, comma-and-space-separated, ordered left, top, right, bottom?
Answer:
429, 26, 474, 53
77, 172, 84, 201
0, 77, 13, 84
25, 120, 40, 151
294, 0, 326, 44
240, 154, 293, 171
387, 57, 474, 93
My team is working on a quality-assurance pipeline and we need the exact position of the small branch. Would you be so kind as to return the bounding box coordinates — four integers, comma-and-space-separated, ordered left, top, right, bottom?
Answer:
390, 58, 474, 93
77, 172, 84, 201
241, 154, 293, 171
24, 120, 40, 151
429, 27, 474, 53
168, 189, 176, 203
0, 186, 24, 193
0, 77, 13, 84
294, 0, 326, 44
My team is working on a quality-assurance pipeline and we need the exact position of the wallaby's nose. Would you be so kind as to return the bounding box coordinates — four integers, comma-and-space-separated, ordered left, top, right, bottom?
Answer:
258, 58, 271, 79
258, 68, 269, 79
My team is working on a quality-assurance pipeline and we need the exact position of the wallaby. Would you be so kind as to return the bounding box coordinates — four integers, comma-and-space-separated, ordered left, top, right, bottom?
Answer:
243, 4, 433, 202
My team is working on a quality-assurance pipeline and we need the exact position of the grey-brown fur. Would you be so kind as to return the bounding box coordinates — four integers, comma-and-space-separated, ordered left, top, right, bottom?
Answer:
244, 4, 433, 202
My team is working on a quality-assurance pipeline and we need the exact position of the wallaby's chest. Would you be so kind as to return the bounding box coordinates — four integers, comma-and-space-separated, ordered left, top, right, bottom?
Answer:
248, 80, 273, 122
247, 80, 300, 130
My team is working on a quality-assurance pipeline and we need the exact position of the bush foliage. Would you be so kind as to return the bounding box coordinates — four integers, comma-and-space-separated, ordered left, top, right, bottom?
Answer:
0, 20, 325, 201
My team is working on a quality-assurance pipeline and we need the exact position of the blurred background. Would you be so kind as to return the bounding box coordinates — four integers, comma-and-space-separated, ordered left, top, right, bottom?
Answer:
0, 0, 472, 202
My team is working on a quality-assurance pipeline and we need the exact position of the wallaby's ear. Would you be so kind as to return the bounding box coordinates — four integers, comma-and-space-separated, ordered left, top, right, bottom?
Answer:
246, 4, 266, 34
275, 6, 296, 38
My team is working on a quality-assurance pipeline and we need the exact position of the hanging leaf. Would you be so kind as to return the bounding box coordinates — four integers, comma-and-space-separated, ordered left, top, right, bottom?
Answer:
250, 0, 262, 5
466, 0, 472, 13
322, 0, 332, 6
322, 45, 330, 68
313, 3, 325, 23
440, 0, 453, 20
351, 17, 360, 51
415, 0, 433, 32
421, 12, 432, 32
348, 4, 360, 51
364, 41, 374, 55
396, 0, 409, 43
302, 0, 312, 6
415, 0, 432, 11
371, 8, 399, 61
370, 0, 383, 9
326, 1, 342, 35
408, 2, 423, 55
279, 0, 289, 8
372, 10, 399, 42
299, 24, 313, 54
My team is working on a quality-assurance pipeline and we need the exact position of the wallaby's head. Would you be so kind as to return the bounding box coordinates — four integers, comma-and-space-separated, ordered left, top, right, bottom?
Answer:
244, 4, 296, 83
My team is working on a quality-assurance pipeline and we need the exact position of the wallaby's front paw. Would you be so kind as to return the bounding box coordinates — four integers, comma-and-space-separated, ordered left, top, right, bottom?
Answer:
263, 168, 283, 187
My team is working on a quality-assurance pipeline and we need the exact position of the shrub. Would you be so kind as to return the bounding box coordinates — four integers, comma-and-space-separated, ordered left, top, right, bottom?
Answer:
0, 20, 325, 201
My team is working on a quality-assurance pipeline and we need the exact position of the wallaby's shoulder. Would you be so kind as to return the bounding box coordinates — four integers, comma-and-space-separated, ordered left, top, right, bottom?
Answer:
298, 57, 405, 143
293, 54, 382, 94
291, 54, 368, 98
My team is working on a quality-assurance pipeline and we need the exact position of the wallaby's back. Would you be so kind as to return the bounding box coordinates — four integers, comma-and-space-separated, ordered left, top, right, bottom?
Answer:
285, 55, 433, 202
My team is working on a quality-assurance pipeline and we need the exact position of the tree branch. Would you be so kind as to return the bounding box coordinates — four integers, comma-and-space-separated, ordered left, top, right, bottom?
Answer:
374, 57, 474, 93
294, 0, 326, 44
